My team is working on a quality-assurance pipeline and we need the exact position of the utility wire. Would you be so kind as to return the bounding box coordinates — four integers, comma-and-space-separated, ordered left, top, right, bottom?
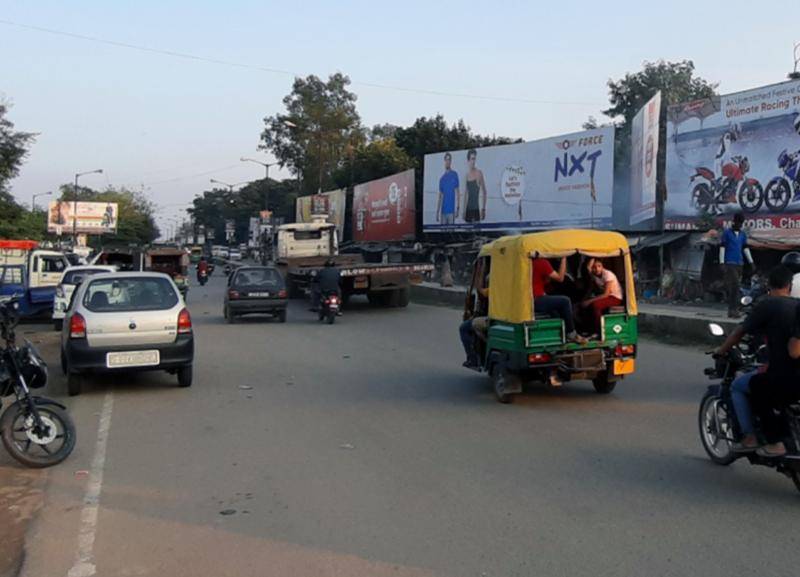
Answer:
0, 19, 604, 107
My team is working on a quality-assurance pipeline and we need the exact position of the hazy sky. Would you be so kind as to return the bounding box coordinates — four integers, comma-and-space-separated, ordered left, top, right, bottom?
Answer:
2, 1, 798, 231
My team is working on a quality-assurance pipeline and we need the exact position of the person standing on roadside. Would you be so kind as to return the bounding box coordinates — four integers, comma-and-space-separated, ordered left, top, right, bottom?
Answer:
720, 212, 754, 318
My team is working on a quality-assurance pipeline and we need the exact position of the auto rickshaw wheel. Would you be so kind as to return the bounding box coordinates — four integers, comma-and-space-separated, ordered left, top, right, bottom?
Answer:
490, 364, 519, 404
592, 369, 617, 394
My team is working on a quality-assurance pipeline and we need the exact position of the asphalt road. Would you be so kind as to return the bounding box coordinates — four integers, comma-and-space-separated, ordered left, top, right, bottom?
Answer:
8, 275, 800, 577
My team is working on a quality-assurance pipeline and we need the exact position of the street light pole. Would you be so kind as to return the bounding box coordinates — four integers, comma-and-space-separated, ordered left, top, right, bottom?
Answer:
72, 169, 103, 246
32, 191, 52, 211
240, 157, 276, 212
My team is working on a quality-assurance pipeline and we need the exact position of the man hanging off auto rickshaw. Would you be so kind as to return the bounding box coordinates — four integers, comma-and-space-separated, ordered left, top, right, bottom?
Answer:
580, 258, 624, 337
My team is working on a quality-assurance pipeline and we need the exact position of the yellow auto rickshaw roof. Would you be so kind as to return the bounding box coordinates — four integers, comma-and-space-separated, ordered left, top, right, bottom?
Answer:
478, 229, 631, 259
478, 229, 636, 323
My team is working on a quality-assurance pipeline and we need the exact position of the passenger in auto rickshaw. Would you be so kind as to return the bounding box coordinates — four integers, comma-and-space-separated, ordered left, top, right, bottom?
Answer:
579, 257, 625, 336
531, 256, 587, 345
459, 259, 489, 369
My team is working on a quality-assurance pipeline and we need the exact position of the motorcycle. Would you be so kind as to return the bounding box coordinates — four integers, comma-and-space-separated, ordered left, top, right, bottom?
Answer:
0, 298, 76, 467
763, 149, 800, 212
197, 269, 208, 286
699, 319, 800, 493
319, 292, 340, 325
690, 156, 763, 214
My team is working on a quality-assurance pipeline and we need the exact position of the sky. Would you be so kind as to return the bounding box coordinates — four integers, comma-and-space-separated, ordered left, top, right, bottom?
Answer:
2, 0, 798, 234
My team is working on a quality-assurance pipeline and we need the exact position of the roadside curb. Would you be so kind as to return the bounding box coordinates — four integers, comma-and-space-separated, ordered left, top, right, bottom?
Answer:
409, 283, 739, 345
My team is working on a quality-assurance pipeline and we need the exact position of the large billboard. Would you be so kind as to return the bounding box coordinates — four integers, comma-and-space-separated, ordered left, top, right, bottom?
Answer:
47, 201, 118, 235
353, 169, 415, 242
630, 92, 662, 226
422, 127, 615, 232
295, 189, 346, 240
665, 79, 800, 230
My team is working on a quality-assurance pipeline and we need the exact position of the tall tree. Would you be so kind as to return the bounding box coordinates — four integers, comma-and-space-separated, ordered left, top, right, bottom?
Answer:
260, 73, 364, 195
0, 101, 36, 237
332, 138, 414, 190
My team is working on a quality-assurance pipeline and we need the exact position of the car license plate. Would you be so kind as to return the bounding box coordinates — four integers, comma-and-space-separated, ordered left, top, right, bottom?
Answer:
249, 292, 270, 297
106, 350, 160, 368
354, 276, 369, 289
613, 358, 635, 376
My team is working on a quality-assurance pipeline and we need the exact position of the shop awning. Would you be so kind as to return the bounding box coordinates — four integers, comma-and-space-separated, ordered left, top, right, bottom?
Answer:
632, 232, 688, 253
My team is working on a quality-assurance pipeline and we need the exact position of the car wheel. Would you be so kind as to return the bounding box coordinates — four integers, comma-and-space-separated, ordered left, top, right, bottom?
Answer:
278, 310, 287, 323
225, 306, 235, 324
67, 370, 83, 397
60, 350, 67, 376
177, 365, 193, 388
53, 319, 63, 332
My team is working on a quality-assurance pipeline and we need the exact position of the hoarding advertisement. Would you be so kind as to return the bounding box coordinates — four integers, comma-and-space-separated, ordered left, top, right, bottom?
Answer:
295, 189, 346, 239
353, 169, 415, 242
630, 92, 662, 226
422, 127, 615, 232
665, 79, 800, 230
47, 201, 118, 235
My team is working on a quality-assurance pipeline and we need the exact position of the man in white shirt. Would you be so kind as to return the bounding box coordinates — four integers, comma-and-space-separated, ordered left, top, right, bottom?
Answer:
581, 258, 624, 335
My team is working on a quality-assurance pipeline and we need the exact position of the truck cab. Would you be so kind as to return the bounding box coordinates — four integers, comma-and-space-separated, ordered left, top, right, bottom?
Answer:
0, 240, 70, 316
276, 219, 337, 261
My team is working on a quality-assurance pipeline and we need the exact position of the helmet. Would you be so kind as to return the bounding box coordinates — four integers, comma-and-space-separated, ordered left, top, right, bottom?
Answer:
781, 251, 800, 274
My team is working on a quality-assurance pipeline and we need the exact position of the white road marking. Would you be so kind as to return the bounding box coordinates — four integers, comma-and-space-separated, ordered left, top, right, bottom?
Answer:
67, 391, 114, 577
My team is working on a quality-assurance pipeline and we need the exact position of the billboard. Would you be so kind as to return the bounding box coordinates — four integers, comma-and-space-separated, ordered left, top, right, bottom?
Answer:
422, 127, 615, 232
665, 79, 800, 230
630, 92, 662, 226
353, 169, 415, 242
47, 201, 118, 235
295, 189, 346, 240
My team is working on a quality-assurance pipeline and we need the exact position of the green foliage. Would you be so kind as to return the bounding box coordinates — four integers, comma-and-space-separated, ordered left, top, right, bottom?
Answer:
332, 138, 414, 189
0, 102, 36, 196
57, 184, 159, 246
260, 73, 364, 195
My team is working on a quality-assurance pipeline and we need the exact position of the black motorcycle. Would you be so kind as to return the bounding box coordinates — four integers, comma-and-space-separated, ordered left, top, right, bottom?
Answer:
699, 321, 800, 493
319, 292, 340, 325
0, 298, 76, 467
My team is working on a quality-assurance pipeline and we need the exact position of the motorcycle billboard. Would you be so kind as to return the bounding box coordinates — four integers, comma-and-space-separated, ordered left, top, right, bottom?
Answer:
295, 189, 346, 240
422, 127, 615, 232
47, 201, 118, 235
665, 79, 800, 230
630, 92, 662, 226
353, 169, 415, 242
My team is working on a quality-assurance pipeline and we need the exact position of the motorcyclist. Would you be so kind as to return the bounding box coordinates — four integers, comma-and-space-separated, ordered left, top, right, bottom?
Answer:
197, 256, 209, 282
312, 260, 341, 312
716, 265, 799, 456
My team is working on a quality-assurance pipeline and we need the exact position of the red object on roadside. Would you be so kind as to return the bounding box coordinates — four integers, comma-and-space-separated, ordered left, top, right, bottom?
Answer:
0, 240, 39, 250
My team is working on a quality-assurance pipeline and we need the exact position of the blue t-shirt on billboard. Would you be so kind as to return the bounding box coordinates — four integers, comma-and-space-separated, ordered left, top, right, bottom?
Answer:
721, 227, 748, 265
439, 170, 459, 215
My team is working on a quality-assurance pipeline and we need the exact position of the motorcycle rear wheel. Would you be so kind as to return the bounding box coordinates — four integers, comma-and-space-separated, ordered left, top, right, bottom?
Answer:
698, 393, 737, 466
0, 402, 76, 468
738, 182, 763, 213
692, 183, 714, 214
764, 179, 791, 212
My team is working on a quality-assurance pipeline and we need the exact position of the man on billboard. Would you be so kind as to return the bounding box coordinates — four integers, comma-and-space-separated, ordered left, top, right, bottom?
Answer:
464, 149, 487, 223
437, 152, 460, 225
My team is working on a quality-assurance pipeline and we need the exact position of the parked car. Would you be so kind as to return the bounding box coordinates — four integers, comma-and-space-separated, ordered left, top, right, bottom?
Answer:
52, 265, 116, 331
224, 266, 287, 323
61, 272, 194, 396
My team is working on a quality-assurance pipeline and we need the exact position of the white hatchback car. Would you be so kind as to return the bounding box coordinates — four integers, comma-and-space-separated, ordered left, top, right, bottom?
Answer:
52, 265, 116, 331
61, 272, 194, 396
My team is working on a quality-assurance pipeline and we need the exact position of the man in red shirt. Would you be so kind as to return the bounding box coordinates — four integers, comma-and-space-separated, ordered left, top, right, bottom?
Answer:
532, 257, 586, 344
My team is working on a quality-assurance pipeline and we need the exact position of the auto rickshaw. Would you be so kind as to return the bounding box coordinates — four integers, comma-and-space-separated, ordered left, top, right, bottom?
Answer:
464, 229, 637, 403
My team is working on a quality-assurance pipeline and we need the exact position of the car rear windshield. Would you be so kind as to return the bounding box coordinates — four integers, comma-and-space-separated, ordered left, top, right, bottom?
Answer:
83, 277, 179, 312
63, 268, 108, 285
233, 268, 283, 288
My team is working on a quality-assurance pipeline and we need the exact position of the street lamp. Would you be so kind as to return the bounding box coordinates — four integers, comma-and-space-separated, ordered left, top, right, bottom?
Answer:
32, 191, 52, 211
209, 178, 252, 192
72, 169, 103, 244
790, 41, 800, 80
241, 157, 277, 211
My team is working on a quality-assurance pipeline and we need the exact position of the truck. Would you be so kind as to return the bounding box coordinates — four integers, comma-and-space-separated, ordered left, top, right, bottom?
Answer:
91, 246, 145, 271
276, 219, 433, 307
0, 240, 70, 317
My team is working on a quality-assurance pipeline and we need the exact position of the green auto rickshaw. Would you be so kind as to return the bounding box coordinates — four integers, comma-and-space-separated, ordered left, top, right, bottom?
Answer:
464, 229, 638, 403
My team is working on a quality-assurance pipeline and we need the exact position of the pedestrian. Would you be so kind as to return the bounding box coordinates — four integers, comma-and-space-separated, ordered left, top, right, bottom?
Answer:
719, 212, 754, 318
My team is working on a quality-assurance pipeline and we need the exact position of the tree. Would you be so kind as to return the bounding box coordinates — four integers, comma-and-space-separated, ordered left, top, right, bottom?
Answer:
601, 60, 718, 130
57, 185, 159, 246
0, 101, 36, 238
259, 73, 364, 195
332, 138, 414, 189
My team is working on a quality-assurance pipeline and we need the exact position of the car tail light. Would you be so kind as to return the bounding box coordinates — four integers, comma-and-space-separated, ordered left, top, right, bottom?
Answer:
178, 308, 192, 334
228, 289, 240, 300
528, 352, 551, 364
278, 289, 287, 298
615, 344, 635, 357
55, 285, 65, 298
69, 313, 86, 339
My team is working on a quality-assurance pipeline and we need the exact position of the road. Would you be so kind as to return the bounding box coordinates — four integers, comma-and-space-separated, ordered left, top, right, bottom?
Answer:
6, 274, 800, 577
